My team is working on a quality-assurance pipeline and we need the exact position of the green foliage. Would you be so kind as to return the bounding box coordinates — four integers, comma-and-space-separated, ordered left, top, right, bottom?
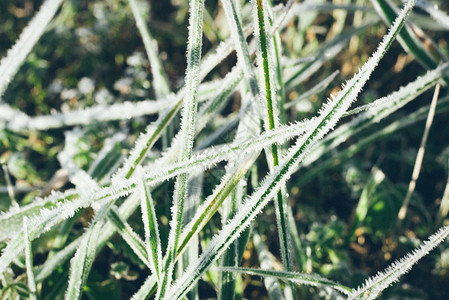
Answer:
1, 0, 449, 299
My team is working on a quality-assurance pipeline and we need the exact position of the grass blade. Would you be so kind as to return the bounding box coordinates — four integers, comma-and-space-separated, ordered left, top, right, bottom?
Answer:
349, 225, 449, 299
180, 174, 203, 300
138, 167, 163, 281
218, 267, 352, 296
120, 98, 183, 179
371, 0, 445, 69
397, 83, 440, 221
253, 233, 285, 300
128, 0, 171, 99
221, 0, 259, 97
65, 218, 102, 300
254, 0, 295, 297
158, 0, 205, 297
132, 152, 259, 299
23, 218, 37, 300
107, 206, 151, 268
416, 0, 449, 29
0, 0, 63, 99
177, 152, 259, 261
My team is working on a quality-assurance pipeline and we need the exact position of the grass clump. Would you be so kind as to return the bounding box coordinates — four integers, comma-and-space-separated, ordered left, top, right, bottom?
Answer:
1, 0, 449, 299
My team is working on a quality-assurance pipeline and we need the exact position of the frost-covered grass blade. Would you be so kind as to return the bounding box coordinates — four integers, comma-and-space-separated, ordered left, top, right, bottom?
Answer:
218, 266, 352, 296
349, 225, 449, 299
0, 0, 63, 99
158, 0, 205, 297
138, 168, 162, 281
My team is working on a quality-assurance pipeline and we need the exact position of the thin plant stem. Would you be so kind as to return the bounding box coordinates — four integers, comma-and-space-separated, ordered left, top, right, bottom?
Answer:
255, 2, 295, 298
398, 83, 440, 221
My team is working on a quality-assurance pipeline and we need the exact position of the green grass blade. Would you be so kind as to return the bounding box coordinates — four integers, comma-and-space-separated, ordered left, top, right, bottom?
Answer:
23, 218, 37, 300
180, 174, 202, 300
221, 0, 259, 97
128, 0, 171, 99
254, 1, 295, 297
132, 153, 259, 299
138, 167, 163, 281
371, 0, 444, 69
107, 206, 151, 268
253, 233, 285, 300
65, 219, 102, 300
121, 98, 183, 179
218, 266, 352, 296
177, 152, 259, 260
0, 0, 63, 100
416, 0, 449, 29
158, 0, 205, 297
164, 1, 415, 297
349, 225, 449, 299
255, 0, 279, 135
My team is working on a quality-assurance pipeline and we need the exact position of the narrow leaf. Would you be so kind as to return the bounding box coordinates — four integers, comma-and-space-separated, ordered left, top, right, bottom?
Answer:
415, 0, 449, 29
128, 0, 171, 99
221, 0, 259, 97
349, 225, 449, 299
253, 233, 284, 300
254, 1, 295, 288
23, 218, 37, 300
218, 267, 352, 296
0, 0, 63, 99
65, 220, 102, 300
138, 167, 163, 281
371, 0, 444, 69
158, 0, 205, 297
107, 207, 151, 269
